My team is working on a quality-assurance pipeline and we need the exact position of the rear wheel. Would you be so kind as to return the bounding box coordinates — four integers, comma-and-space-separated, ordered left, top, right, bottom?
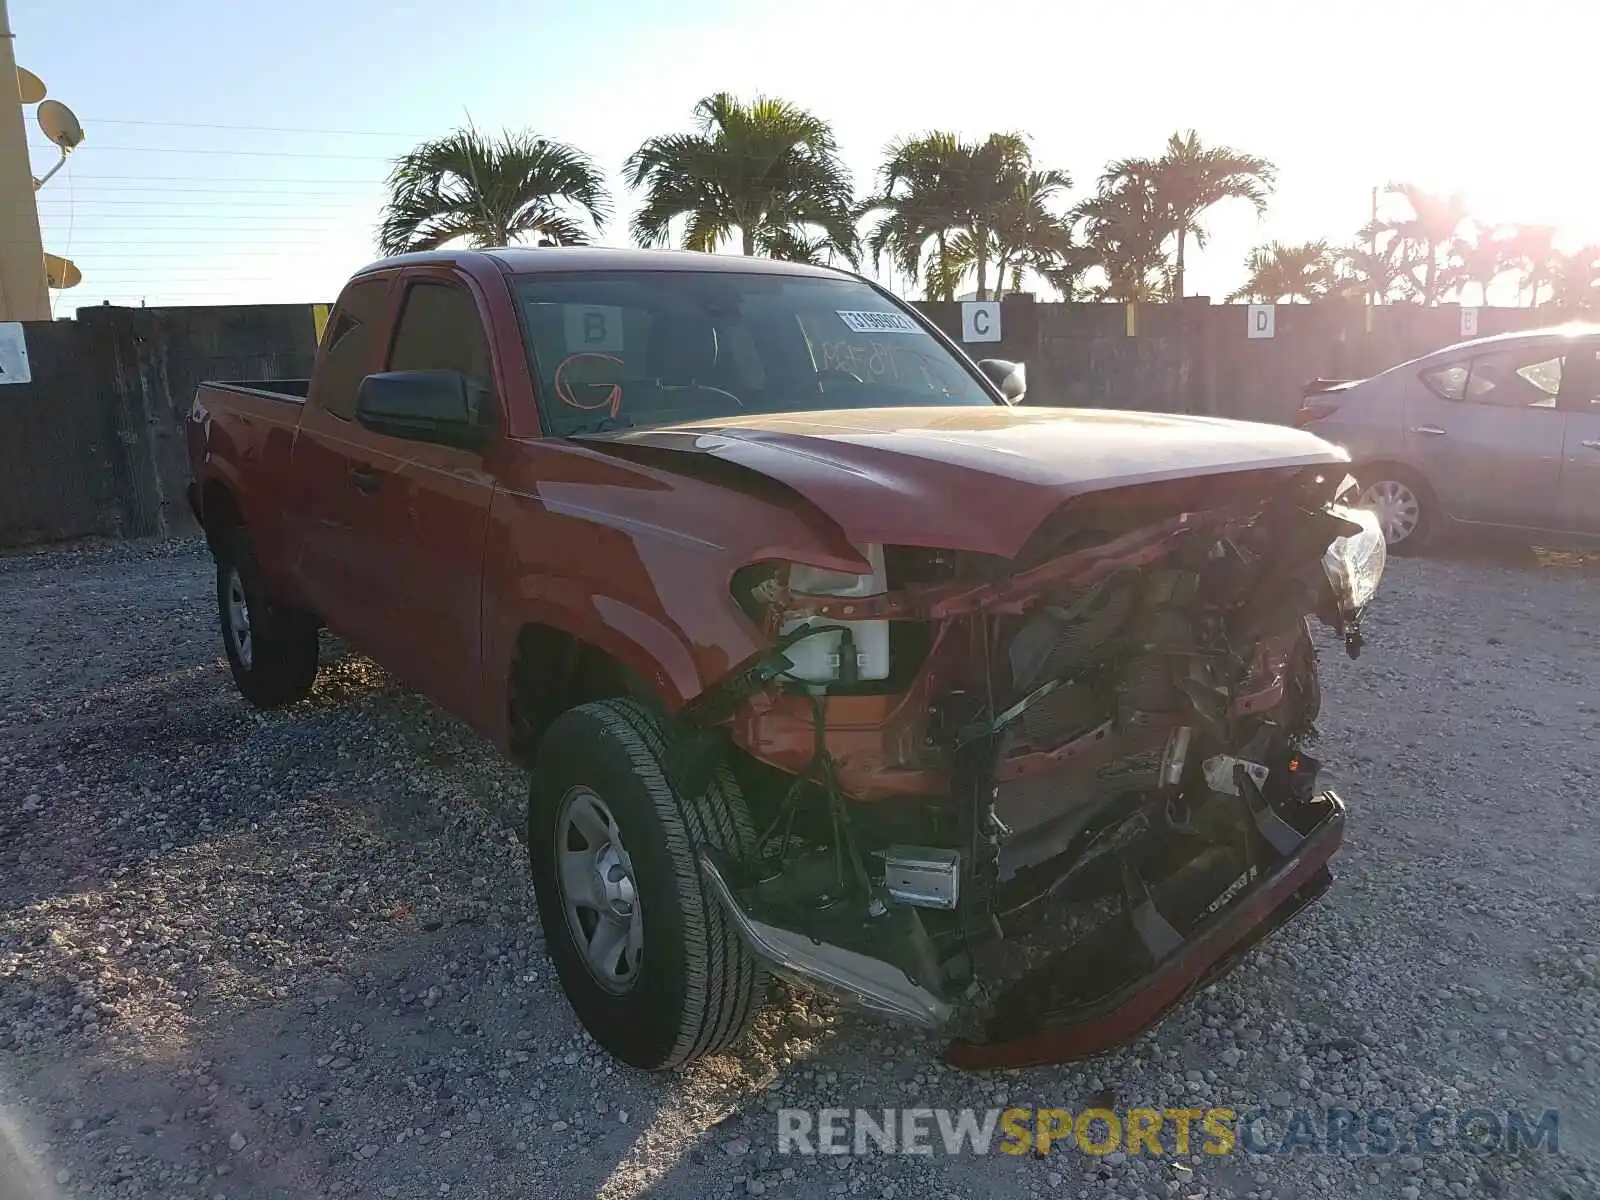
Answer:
215, 527, 320, 708
527, 698, 764, 1069
1357, 470, 1433, 553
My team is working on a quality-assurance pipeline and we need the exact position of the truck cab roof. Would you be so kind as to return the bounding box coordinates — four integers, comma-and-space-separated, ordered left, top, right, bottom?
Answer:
353, 246, 854, 281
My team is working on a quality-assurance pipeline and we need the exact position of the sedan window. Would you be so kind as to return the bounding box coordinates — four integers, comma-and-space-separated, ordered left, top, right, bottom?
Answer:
1463, 349, 1562, 409
1419, 362, 1468, 400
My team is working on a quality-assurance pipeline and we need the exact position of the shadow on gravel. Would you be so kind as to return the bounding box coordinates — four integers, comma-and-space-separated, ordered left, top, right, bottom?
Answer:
0, 646, 421, 917
1429, 537, 1600, 574
1, 884, 691, 1199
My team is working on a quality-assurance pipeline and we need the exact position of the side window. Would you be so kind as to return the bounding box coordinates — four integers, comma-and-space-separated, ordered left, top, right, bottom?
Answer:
317, 279, 389, 421
388, 282, 499, 431
1463, 348, 1562, 409
1419, 362, 1468, 401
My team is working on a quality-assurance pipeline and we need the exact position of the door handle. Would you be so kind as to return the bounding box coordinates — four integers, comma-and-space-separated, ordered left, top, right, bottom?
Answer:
1583, 439, 1600, 450
1410, 425, 1447, 436
348, 466, 380, 494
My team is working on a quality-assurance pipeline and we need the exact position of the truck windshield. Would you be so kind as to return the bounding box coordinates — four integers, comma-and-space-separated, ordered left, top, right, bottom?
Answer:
513, 271, 996, 435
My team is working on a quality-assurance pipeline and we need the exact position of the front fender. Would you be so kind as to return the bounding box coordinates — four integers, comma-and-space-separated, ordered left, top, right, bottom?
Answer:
483, 570, 770, 752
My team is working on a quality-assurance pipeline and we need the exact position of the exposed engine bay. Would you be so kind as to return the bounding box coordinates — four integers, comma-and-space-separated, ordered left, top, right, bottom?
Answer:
682, 464, 1385, 1067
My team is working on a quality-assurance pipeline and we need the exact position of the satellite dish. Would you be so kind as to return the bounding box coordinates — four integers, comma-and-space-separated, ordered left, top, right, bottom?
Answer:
17, 67, 46, 105
44, 253, 81, 289
37, 100, 84, 151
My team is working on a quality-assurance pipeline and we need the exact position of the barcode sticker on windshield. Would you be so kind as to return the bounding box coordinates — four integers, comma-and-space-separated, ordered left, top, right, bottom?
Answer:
836, 310, 919, 334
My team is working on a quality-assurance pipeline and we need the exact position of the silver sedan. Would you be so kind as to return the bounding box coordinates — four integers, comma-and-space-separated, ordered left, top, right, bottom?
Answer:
1296, 325, 1600, 551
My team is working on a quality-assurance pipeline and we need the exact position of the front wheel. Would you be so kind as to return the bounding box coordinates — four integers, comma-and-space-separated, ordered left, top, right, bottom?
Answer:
215, 527, 320, 708
527, 698, 764, 1069
1357, 471, 1433, 553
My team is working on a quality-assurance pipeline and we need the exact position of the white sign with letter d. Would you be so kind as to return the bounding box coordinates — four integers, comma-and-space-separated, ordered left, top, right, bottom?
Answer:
1246, 305, 1275, 340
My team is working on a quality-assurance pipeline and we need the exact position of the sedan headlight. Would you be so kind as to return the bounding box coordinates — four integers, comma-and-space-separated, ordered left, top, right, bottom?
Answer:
1321, 505, 1386, 614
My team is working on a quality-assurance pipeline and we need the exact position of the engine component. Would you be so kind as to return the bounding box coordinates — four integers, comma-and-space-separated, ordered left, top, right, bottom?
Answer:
1017, 679, 1103, 743
1008, 581, 1134, 692
1201, 754, 1269, 796
775, 544, 892, 685
1159, 726, 1192, 787
875, 846, 962, 910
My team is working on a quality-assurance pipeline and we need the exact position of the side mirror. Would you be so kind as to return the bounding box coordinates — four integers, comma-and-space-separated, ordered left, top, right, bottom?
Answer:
978, 358, 1026, 404
354, 370, 488, 450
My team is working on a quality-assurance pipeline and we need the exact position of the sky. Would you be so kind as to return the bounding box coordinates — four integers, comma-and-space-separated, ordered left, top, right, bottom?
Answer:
15, 0, 1593, 313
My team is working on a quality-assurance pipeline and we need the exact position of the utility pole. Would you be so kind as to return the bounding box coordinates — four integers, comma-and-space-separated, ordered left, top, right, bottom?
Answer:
0, 0, 48, 321
1369, 185, 1378, 308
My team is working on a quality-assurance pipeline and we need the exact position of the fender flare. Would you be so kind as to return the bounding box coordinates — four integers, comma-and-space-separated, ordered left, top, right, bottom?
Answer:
493, 586, 727, 718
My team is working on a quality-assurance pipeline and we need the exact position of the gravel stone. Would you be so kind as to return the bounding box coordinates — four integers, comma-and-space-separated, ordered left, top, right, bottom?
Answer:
0, 537, 1596, 1200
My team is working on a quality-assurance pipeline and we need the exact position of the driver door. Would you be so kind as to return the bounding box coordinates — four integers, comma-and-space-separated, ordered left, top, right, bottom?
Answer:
343, 272, 503, 723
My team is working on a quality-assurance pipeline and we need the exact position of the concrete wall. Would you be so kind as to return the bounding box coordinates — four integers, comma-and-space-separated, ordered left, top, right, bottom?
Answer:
0, 305, 318, 547
0, 297, 1586, 548
0, 320, 119, 545
916, 297, 1575, 424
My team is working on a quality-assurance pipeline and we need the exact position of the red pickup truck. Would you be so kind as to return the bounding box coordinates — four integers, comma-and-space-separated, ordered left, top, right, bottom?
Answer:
186, 248, 1386, 1072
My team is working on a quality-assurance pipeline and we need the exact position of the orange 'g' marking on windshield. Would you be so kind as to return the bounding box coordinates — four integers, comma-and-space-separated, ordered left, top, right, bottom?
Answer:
555, 353, 625, 418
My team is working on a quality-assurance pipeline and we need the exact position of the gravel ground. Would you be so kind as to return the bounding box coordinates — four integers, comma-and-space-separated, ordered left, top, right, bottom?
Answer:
1, 536, 1597, 1200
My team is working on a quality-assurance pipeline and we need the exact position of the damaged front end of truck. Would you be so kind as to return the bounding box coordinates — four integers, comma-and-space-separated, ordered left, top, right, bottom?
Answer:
679, 465, 1386, 1069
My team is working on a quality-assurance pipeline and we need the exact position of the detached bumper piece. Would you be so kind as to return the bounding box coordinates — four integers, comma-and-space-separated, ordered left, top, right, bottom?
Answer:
943, 791, 1345, 1070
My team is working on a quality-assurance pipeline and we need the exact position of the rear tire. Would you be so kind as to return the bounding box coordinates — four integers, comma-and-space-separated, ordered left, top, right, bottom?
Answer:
527, 698, 764, 1070
1356, 468, 1434, 554
215, 527, 320, 708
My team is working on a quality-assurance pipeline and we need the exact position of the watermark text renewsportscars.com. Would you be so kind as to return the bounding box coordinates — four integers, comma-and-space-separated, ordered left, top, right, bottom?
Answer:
775, 1105, 1560, 1158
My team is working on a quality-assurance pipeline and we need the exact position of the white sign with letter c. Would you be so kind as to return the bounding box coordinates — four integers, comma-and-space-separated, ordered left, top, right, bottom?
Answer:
961, 301, 1001, 343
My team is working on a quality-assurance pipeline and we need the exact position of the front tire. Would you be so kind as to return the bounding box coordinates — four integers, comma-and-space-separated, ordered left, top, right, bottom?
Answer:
1357, 469, 1433, 554
215, 527, 320, 708
527, 698, 764, 1069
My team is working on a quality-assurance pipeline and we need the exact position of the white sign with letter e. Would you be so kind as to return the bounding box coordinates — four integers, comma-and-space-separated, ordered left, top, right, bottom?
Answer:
961, 300, 1001, 343
1246, 305, 1275, 340
1460, 307, 1480, 338
0, 322, 31, 385
564, 305, 625, 353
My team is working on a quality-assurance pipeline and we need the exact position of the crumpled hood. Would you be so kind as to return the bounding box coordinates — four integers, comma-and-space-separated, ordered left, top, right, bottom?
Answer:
578, 406, 1349, 559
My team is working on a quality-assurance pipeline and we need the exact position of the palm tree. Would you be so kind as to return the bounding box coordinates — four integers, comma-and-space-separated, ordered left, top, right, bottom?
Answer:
1101, 130, 1276, 299
1444, 223, 1509, 305
1501, 223, 1561, 307
1381, 184, 1467, 305
1546, 245, 1600, 310
378, 128, 609, 256
987, 169, 1075, 298
1039, 242, 1102, 301
1329, 221, 1423, 303
1071, 175, 1171, 303
862, 131, 967, 300
952, 133, 1037, 300
861, 132, 1069, 300
623, 92, 857, 262
761, 228, 831, 265
1227, 241, 1335, 303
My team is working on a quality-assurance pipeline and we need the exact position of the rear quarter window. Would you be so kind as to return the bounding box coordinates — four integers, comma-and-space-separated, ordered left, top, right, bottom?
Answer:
315, 278, 391, 420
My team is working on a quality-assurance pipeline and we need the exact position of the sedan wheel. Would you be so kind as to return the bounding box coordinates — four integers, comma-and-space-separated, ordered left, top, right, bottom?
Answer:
1359, 478, 1424, 548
